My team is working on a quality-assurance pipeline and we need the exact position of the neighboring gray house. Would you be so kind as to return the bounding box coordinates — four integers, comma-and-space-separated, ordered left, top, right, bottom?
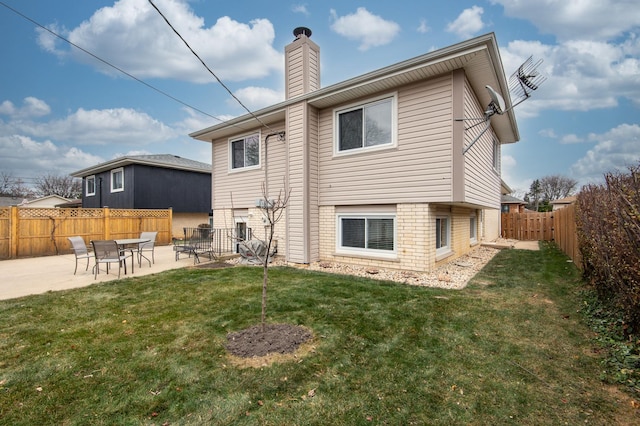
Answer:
190, 31, 519, 273
71, 154, 212, 237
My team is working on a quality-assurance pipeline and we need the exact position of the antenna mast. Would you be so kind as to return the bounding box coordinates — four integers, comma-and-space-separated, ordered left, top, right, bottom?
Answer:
456, 56, 546, 155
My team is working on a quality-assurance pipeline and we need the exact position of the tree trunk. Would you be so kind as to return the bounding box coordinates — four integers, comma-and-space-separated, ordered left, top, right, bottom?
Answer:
261, 263, 268, 333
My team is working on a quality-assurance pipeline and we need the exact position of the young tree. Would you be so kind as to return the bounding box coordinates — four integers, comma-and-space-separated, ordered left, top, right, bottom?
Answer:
235, 183, 290, 333
33, 173, 82, 198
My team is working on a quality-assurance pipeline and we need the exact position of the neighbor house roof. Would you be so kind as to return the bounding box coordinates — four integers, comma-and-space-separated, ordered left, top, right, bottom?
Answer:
550, 195, 577, 205
71, 154, 211, 177
0, 196, 30, 207
190, 32, 519, 145
501, 194, 525, 204
20, 195, 72, 207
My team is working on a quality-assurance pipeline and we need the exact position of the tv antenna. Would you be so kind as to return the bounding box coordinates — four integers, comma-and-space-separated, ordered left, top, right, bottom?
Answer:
457, 56, 546, 154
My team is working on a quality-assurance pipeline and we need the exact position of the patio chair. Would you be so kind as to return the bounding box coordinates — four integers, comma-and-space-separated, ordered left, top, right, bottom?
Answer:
68, 236, 92, 275
137, 231, 158, 267
91, 240, 133, 279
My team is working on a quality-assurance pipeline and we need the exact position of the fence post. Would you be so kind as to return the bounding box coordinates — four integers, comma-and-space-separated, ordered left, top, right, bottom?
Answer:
10, 206, 18, 259
104, 207, 110, 239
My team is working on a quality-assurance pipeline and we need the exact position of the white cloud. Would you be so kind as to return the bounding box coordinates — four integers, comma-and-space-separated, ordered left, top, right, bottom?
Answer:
446, 6, 485, 39
500, 37, 640, 115
177, 108, 238, 136
230, 87, 284, 111
417, 19, 430, 34
0, 107, 176, 146
292, 4, 310, 16
330, 7, 400, 51
500, 153, 532, 193
560, 134, 584, 144
490, 0, 640, 42
0, 97, 51, 119
539, 128, 557, 138
570, 123, 640, 184
0, 135, 103, 177
38, 0, 282, 83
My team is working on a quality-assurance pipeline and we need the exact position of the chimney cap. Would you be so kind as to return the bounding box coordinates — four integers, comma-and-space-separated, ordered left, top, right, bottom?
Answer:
293, 27, 312, 38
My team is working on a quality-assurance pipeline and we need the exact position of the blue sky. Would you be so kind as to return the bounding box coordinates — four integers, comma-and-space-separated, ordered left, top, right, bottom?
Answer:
1, 0, 638, 197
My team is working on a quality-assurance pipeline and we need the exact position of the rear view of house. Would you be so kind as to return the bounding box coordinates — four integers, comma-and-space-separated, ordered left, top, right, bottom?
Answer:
190, 30, 519, 273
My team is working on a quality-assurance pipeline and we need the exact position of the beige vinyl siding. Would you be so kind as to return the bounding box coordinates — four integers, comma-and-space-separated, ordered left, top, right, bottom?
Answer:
308, 47, 320, 93
287, 46, 305, 99
286, 103, 307, 263
308, 105, 320, 261
211, 124, 286, 210
318, 74, 454, 206
462, 78, 501, 208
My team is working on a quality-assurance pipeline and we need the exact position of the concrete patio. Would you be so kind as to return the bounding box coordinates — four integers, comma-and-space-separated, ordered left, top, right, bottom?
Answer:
0, 245, 215, 301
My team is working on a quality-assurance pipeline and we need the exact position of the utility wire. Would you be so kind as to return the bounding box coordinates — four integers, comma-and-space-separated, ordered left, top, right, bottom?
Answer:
0, 1, 226, 123
147, 0, 275, 132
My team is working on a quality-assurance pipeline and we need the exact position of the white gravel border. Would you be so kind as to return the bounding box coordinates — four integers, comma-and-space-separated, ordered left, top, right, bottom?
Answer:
227, 245, 502, 290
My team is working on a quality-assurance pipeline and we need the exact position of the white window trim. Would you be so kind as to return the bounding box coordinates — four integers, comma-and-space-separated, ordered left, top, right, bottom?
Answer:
470, 213, 478, 245
228, 132, 261, 172
435, 215, 451, 258
492, 138, 500, 173
110, 168, 124, 193
336, 213, 397, 259
333, 93, 398, 157
86, 175, 96, 196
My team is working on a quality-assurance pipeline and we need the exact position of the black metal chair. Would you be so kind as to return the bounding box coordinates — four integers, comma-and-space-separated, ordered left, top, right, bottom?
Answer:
67, 236, 92, 275
91, 240, 133, 279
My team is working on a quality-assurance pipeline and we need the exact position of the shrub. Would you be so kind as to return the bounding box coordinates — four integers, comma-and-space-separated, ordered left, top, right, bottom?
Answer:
576, 163, 640, 330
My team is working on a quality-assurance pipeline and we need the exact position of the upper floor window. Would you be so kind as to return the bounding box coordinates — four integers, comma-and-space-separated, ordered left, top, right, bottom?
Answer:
111, 168, 124, 193
230, 133, 260, 171
86, 175, 96, 196
335, 95, 396, 154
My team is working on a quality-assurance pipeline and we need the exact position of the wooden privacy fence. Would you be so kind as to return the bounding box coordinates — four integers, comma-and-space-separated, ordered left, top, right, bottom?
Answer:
502, 211, 554, 241
0, 206, 172, 259
501, 204, 581, 268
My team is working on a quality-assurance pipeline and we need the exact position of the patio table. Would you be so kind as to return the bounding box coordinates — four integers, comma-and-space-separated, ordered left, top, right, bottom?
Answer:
114, 238, 150, 272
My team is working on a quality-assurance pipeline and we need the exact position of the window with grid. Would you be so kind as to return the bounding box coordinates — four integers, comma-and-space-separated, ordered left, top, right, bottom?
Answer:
230, 133, 260, 170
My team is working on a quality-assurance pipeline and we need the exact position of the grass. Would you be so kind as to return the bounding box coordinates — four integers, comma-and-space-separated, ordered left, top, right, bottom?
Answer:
0, 242, 637, 425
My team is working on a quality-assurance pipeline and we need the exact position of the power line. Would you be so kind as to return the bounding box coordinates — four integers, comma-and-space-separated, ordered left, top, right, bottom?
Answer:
147, 0, 276, 132
0, 1, 226, 123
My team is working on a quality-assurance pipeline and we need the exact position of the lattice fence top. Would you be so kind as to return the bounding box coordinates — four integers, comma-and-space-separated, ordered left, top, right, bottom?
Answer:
12, 207, 169, 219
110, 209, 169, 218
17, 208, 105, 218
0, 207, 9, 219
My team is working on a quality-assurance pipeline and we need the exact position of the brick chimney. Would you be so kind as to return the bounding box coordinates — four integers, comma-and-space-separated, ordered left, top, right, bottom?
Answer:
285, 27, 320, 99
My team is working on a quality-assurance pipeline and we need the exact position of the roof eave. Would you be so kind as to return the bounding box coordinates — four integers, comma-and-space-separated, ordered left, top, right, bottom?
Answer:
189, 32, 519, 144
71, 157, 210, 177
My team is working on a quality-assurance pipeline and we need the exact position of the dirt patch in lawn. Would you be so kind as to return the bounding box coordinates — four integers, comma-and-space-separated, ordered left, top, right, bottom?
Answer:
192, 261, 233, 269
225, 323, 315, 368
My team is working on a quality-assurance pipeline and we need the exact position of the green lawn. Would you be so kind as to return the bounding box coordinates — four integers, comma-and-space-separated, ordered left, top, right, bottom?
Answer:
0, 243, 637, 425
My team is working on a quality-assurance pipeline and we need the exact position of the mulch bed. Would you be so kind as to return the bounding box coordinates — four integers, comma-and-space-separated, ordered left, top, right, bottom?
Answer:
226, 323, 313, 358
